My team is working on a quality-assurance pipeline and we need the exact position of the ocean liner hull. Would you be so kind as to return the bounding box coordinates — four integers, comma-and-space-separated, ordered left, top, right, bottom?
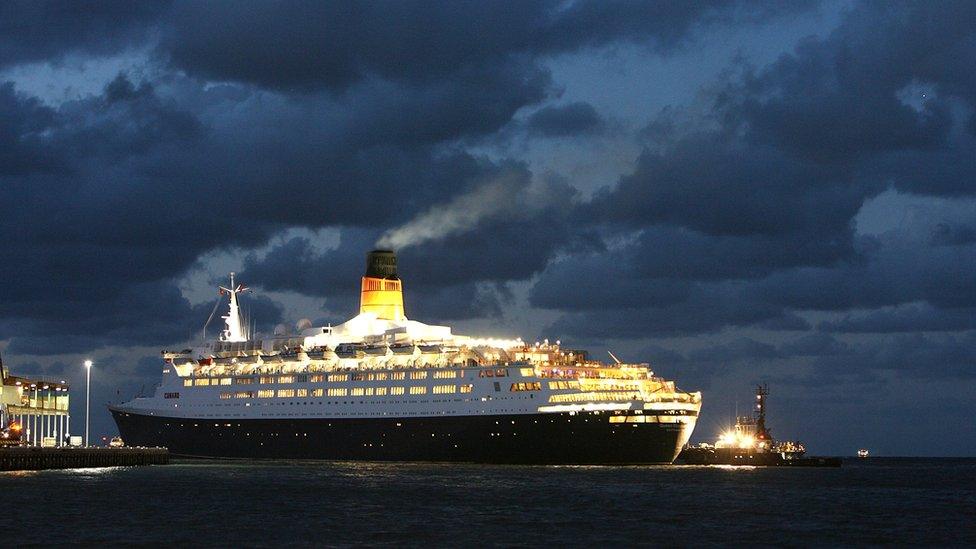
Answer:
111, 408, 689, 464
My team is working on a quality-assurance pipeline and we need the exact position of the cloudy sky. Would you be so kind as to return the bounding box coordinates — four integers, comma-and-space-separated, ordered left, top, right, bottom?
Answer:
1, 1, 974, 455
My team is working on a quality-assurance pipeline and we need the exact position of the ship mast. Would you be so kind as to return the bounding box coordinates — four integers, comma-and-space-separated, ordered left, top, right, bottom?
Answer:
755, 383, 771, 442
219, 273, 249, 342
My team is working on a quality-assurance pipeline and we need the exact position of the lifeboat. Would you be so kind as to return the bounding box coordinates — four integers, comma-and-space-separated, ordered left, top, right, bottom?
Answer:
390, 343, 417, 355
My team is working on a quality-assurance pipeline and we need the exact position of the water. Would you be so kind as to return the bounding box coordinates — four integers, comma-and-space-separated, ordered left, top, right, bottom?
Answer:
2, 458, 973, 546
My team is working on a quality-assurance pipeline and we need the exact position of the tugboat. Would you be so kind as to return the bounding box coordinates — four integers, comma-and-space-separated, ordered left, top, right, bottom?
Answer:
857, 448, 870, 458
677, 384, 840, 467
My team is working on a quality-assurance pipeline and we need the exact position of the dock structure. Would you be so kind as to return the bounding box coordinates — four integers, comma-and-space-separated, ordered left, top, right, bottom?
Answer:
0, 447, 170, 471
3, 376, 71, 447
1, 354, 71, 447
0, 354, 172, 471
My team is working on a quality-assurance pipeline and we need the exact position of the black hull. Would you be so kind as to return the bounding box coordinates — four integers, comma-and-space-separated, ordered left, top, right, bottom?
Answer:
111, 408, 690, 464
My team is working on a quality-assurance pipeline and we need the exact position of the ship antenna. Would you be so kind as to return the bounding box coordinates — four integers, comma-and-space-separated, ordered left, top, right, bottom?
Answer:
607, 351, 622, 364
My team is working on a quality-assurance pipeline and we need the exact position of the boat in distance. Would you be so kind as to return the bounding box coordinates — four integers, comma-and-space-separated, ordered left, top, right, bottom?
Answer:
111, 250, 701, 464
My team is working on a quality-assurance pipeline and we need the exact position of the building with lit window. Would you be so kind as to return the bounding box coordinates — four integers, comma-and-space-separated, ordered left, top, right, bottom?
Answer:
1, 354, 71, 447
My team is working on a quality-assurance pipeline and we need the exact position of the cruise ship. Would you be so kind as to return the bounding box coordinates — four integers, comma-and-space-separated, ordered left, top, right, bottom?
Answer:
111, 250, 701, 463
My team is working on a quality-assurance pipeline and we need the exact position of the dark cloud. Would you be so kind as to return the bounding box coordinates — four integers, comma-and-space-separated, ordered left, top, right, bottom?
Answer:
1, 282, 283, 355
0, 1, 168, 69
530, 0, 976, 343
819, 303, 976, 334
0, 67, 544, 350
543, 288, 798, 339
0, 83, 61, 175
809, 332, 976, 379
406, 282, 514, 323
526, 102, 603, 138
687, 337, 782, 362
778, 333, 852, 357
630, 225, 853, 281
749, 231, 976, 312
724, 1, 976, 163
587, 133, 866, 238
0, 0, 825, 355
931, 222, 976, 247
159, 1, 781, 92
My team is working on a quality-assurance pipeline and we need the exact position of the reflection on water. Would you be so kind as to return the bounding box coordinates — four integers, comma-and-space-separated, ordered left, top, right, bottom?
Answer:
0, 469, 42, 478
709, 464, 758, 471
0, 458, 972, 546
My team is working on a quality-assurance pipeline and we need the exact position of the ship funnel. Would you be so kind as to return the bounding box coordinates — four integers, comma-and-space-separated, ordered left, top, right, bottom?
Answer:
360, 249, 405, 321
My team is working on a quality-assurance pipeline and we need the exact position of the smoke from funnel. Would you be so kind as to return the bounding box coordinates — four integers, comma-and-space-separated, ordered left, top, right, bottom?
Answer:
376, 172, 525, 250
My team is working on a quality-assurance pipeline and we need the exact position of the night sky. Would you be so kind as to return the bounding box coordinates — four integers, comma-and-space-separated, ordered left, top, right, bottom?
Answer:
1, 1, 974, 455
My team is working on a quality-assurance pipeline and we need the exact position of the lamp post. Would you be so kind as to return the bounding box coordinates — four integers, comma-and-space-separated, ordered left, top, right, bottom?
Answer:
31, 384, 37, 446
84, 360, 93, 447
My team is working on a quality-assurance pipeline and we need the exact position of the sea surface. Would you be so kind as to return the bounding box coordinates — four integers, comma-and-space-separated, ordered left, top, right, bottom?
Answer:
1, 458, 973, 547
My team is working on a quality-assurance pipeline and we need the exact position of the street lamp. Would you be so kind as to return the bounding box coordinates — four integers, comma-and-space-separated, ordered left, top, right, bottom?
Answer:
84, 360, 93, 447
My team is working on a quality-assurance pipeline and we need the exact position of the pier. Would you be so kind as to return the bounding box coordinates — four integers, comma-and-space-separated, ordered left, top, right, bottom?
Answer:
1, 354, 170, 471
0, 447, 169, 472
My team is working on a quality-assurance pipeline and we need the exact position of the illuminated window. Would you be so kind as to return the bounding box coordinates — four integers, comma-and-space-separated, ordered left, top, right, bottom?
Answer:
259, 376, 275, 384
520, 368, 534, 377
510, 382, 542, 392
352, 373, 366, 381
391, 387, 405, 395
257, 389, 274, 398
548, 391, 630, 403
278, 375, 295, 384
297, 388, 308, 397
312, 388, 324, 397
234, 391, 252, 399
460, 384, 473, 394
372, 372, 388, 381
277, 389, 295, 398
328, 374, 348, 382
351, 388, 365, 396
433, 385, 455, 394
409, 386, 427, 395
390, 372, 406, 380
194, 379, 210, 386
183, 379, 193, 387
375, 387, 388, 396
327, 388, 348, 397
219, 392, 232, 400
309, 374, 324, 383
409, 371, 428, 380
235, 377, 253, 385
220, 378, 232, 385
434, 370, 458, 379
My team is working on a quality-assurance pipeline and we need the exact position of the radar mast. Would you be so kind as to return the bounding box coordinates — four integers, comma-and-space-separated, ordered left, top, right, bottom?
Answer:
219, 273, 249, 342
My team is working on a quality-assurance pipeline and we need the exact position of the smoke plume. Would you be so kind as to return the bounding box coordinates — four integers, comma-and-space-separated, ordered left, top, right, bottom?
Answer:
377, 171, 527, 250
